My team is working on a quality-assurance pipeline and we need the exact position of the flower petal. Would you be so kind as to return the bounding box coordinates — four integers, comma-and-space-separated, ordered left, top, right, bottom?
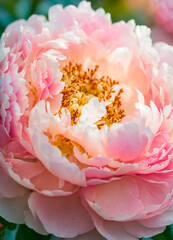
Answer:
28, 192, 94, 238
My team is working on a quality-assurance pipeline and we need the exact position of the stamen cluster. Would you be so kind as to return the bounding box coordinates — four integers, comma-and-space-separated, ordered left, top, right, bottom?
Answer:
61, 62, 125, 127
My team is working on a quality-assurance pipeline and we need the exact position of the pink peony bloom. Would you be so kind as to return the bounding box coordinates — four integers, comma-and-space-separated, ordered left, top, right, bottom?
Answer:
1, 1, 173, 239
151, 25, 173, 46
151, 0, 173, 45
155, 0, 173, 34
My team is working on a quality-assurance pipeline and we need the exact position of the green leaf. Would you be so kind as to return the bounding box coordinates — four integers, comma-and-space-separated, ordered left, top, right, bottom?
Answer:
0, 228, 5, 240
0, 217, 16, 231
152, 226, 172, 240
15, 225, 51, 240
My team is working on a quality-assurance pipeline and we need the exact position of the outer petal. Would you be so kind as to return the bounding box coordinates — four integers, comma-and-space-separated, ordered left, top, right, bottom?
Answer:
139, 209, 173, 228
82, 201, 165, 240
81, 176, 142, 221
155, 0, 173, 34
0, 194, 29, 224
28, 192, 94, 238
81, 175, 172, 222
0, 153, 30, 224
65, 229, 106, 240
48, 1, 111, 35
24, 209, 48, 235
3, 155, 78, 196
122, 221, 165, 239
0, 153, 28, 198
86, 210, 137, 240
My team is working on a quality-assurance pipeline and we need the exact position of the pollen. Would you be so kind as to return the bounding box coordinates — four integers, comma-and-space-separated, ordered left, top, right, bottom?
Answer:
51, 135, 74, 158
28, 81, 37, 106
60, 62, 125, 128
50, 135, 88, 168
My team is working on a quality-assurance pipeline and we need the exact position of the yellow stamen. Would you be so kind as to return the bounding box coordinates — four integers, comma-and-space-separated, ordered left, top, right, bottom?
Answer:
50, 135, 89, 168
60, 62, 125, 127
51, 135, 74, 158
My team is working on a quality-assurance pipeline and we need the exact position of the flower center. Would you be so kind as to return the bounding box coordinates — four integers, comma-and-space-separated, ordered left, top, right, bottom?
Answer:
51, 135, 74, 158
60, 62, 125, 127
50, 135, 88, 168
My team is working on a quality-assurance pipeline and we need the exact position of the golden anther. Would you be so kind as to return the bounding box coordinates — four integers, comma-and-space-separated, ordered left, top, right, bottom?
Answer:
59, 62, 125, 127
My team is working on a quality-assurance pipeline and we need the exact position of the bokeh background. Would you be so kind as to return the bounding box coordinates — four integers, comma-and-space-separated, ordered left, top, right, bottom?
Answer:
0, 0, 172, 240
0, 0, 155, 36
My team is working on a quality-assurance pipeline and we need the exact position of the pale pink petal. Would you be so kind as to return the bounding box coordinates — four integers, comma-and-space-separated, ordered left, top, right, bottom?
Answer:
2, 153, 78, 196
151, 26, 173, 46
0, 194, 29, 224
24, 209, 49, 235
0, 125, 10, 148
81, 176, 143, 221
155, 0, 173, 34
65, 229, 106, 240
86, 210, 137, 240
122, 221, 165, 238
0, 153, 28, 198
28, 101, 86, 186
103, 122, 149, 162
1, 2, 173, 240
154, 42, 173, 68
139, 209, 173, 228
79, 98, 106, 125
48, 1, 111, 35
28, 192, 94, 238
82, 175, 172, 221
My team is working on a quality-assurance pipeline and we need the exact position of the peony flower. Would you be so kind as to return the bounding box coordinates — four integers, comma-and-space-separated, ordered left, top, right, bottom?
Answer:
151, 26, 173, 46
155, 0, 173, 34
151, 0, 173, 45
1, 1, 173, 239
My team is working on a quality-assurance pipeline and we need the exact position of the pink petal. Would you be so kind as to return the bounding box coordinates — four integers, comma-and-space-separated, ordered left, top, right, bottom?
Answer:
139, 209, 173, 228
82, 175, 172, 221
0, 153, 27, 198
81, 176, 143, 221
24, 209, 48, 235
86, 209, 137, 240
122, 221, 165, 238
28, 192, 94, 238
103, 122, 149, 161
0, 193, 29, 224
28, 101, 86, 186
0, 125, 10, 148
66, 229, 105, 240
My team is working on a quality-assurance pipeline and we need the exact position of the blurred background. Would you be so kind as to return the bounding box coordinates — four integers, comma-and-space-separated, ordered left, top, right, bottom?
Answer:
0, 0, 155, 36
1, 0, 173, 44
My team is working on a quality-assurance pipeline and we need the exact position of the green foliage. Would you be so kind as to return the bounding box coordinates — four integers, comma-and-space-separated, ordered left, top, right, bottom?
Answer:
0, 0, 150, 36
0, 217, 16, 240
0, 217, 16, 231
0, 0, 82, 35
0, 216, 173, 240
15, 225, 51, 240
152, 226, 172, 240
0, 217, 52, 240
